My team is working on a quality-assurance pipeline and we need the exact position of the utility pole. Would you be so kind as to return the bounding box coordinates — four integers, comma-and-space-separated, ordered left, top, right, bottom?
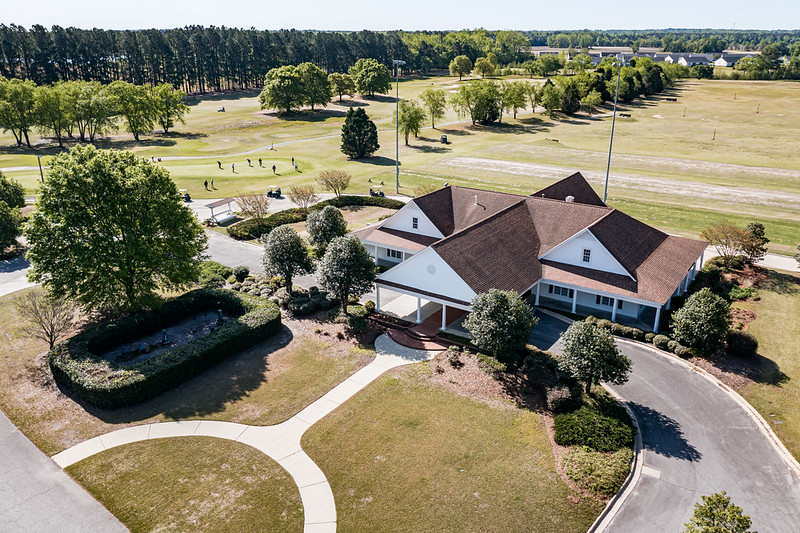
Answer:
603, 57, 622, 204
37, 155, 44, 184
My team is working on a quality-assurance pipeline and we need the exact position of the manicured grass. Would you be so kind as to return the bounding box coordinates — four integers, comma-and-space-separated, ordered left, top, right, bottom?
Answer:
287, 204, 395, 238
67, 436, 303, 532
302, 366, 603, 532
0, 288, 371, 455
735, 269, 800, 459
4, 77, 799, 251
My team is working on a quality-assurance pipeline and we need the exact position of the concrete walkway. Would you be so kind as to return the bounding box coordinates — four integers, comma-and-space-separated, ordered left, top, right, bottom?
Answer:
52, 334, 435, 533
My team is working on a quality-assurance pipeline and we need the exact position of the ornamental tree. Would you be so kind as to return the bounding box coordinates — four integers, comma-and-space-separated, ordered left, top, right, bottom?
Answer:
340, 108, 379, 159
419, 88, 447, 128
107, 80, 156, 141
262, 225, 312, 294
684, 491, 753, 533
287, 185, 320, 210
24, 145, 207, 312
317, 236, 376, 314
307, 205, 348, 252
316, 169, 351, 198
671, 288, 731, 355
14, 289, 77, 349
558, 320, 631, 393
742, 222, 769, 264
463, 289, 538, 361
701, 222, 751, 269
474, 57, 495, 78
449, 55, 473, 81
349, 58, 391, 97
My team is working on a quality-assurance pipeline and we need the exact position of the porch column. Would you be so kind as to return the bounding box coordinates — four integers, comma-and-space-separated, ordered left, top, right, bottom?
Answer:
699, 251, 705, 270
416, 296, 422, 324
691, 262, 697, 280
373, 245, 379, 265
653, 305, 662, 333
535, 283, 540, 306
571, 289, 577, 314
611, 298, 617, 322
376, 286, 381, 312
402, 251, 406, 262
441, 304, 447, 331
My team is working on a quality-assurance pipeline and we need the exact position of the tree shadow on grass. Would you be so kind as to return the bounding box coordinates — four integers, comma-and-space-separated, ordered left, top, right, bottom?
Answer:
627, 402, 702, 462
332, 99, 368, 107
760, 270, 800, 295
355, 155, 397, 166
184, 89, 261, 105
703, 351, 789, 387
271, 108, 348, 122
408, 143, 450, 154
62, 325, 294, 424
363, 94, 397, 104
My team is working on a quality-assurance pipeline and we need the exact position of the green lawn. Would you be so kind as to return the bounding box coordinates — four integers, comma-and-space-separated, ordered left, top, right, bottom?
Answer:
735, 269, 800, 459
67, 437, 303, 532
0, 288, 372, 455
3, 77, 800, 252
302, 365, 603, 532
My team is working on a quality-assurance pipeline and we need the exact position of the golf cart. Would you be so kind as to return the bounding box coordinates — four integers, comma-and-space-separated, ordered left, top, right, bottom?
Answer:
267, 186, 282, 198
179, 189, 191, 202
369, 186, 385, 197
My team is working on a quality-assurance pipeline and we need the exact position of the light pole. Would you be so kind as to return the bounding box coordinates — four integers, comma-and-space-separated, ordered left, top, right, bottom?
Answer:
393, 59, 406, 195
603, 56, 623, 204
37, 155, 44, 184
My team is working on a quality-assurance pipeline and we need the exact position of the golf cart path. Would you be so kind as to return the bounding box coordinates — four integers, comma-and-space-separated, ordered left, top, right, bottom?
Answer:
532, 310, 800, 533
52, 334, 435, 533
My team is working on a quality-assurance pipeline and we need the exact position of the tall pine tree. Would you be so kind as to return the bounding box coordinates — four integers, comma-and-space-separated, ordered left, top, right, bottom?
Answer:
340, 108, 379, 159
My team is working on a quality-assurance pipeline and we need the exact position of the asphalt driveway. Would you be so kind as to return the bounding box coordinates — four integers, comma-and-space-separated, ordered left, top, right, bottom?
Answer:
530, 311, 800, 532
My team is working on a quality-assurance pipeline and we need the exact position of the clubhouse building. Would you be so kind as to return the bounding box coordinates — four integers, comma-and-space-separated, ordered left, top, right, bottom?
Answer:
352, 173, 707, 333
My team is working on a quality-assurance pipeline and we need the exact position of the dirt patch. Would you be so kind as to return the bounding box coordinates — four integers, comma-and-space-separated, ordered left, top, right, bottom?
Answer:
730, 308, 757, 329
426, 351, 515, 409
689, 355, 757, 391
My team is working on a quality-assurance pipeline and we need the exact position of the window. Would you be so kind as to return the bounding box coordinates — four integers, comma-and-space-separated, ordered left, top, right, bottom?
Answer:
412, 217, 419, 229
386, 249, 402, 259
617, 299, 623, 310
551, 286, 574, 298
583, 249, 591, 263
595, 295, 613, 306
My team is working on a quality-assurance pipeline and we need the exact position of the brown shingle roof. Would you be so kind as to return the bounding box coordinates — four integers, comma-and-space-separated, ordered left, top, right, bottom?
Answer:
433, 201, 542, 294
532, 172, 606, 206
413, 186, 525, 237
589, 210, 668, 276
525, 197, 613, 254
350, 225, 438, 252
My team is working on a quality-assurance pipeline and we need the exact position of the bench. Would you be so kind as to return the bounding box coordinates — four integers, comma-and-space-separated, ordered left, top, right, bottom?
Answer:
205, 198, 237, 225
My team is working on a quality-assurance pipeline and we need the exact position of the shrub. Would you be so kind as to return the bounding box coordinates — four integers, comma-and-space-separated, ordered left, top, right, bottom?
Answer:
363, 300, 376, 314
545, 385, 581, 413
347, 315, 367, 333
667, 340, 680, 353
48, 289, 281, 408
644, 332, 656, 343
671, 288, 731, 355
563, 447, 633, 496
553, 406, 635, 452
232, 265, 250, 282
610, 322, 627, 336
729, 285, 757, 301
674, 344, 694, 358
653, 334, 670, 350
198, 260, 233, 288
727, 330, 759, 358
596, 319, 613, 330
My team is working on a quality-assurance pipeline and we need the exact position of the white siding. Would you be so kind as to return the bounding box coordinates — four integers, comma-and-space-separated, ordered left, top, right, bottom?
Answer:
378, 248, 476, 304
381, 201, 444, 239
541, 230, 631, 278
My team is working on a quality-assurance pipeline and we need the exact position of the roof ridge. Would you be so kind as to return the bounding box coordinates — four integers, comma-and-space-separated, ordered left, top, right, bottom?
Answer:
432, 199, 529, 247
449, 185, 528, 198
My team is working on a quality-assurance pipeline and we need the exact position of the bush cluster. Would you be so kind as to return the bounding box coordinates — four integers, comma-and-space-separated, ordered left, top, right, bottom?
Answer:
553, 405, 635, 452
726, 330, 759, 358
48, 289, 281, 408
198, 260, 233, 288
584, 315, 694, 358
287, 287, 334, 316
227, 195, 405, 240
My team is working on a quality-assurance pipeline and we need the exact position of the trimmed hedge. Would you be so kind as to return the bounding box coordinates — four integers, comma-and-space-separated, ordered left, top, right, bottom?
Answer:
553, 405, 635, 452
584, 315, 692, 357
226, 195, 405, 240
48, 289, 281, 408
727, 330, 759, 358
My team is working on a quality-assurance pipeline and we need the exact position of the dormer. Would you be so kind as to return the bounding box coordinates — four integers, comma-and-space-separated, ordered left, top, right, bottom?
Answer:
539, 228, 635, 280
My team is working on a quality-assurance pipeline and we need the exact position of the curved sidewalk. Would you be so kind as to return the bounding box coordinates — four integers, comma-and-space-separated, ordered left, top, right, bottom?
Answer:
53, 334, 435, 533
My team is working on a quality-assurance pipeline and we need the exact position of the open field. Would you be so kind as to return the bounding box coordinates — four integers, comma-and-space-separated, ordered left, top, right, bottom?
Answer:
67, 436, 303, 532
0, 287, 372, 455
2, 77, 798, 253
302, 364, 603, 532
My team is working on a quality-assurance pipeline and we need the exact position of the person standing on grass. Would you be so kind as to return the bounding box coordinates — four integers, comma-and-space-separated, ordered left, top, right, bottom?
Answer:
210, 179, 214, 189
204, 180, 208, 190
217, 161, 222, 169
294, 161, 299, 171
272, 164, 276, 174
258, 158, 262, 167
232, 163, 235, 173
291, 156, 294, 165
247, 158, 252, 166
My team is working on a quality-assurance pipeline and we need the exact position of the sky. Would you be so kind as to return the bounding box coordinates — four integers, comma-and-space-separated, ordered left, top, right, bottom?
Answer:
2, 0, 798, 31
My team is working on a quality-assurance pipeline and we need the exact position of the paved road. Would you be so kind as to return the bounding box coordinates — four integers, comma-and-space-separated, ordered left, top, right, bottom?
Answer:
0, 254, 33, 296
0, 410, 126, 533
531, 311, 800, 533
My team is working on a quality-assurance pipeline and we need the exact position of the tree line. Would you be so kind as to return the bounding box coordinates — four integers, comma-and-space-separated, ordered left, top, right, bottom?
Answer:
0, 77, 188, 146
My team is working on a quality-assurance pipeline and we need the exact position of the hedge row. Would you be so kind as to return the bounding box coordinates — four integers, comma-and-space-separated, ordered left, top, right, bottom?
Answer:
48, 289, 281, 408
554, 405, 635, 452
584, 315, 693, 358
227, 195, 406, 240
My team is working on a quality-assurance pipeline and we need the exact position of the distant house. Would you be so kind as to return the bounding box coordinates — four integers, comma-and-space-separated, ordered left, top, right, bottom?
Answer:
714, 54, 738, 67
677, 54, 713, 67
353, 173, 706, 333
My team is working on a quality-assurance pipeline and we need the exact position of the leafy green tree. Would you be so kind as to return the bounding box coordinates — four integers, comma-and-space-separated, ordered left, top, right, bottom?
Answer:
474, 57, 495, 78
463, 289, 537, 360
70, 81, 117, 142
558, 320, 632, 394
450, 80, 501, 125
540, 83, 564, 117
684, 491, 753, 533
340, 108, 379, 159
537, 55, 562, 76
560, 79, 581, 115
522, 59, 538, 78
0, 199, 22, 250
494, 31, 529, 64
317, 235, 376, 314
0, 77, 38, 146
316, 169, 351, 198
742, 222, 769, 264
262, 225, 312, 294
328, 72, 356, 102
107, 81, 156, 141
150, 83, 189, 133
259, 65, 304, 114
24, 145, 207, 312
395, 99, 426, 145
419, 88, 447, 128
701, 222, 751, 269
691, 64, 715, 79
500, 81, 528, 120
581, 90, 604, 114
671, 288, 731, 355
298, 62, 332, 110
349, 58, 391, 97
525, 82, 541, 111
0, 172, 25, 209
568, 54, 594, 74
307, 205, 348, 252
34, 82, 73, 147
449, 55, 473, 81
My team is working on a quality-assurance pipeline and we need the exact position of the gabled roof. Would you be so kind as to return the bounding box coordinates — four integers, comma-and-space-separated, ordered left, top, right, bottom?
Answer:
413, 185, 526, 237
350, 225, 438, 252
532, 172, 605, 206
589, 210, 668, 276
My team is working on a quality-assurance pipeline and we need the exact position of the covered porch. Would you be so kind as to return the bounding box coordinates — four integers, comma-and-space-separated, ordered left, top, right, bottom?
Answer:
375, 284, 470, 332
